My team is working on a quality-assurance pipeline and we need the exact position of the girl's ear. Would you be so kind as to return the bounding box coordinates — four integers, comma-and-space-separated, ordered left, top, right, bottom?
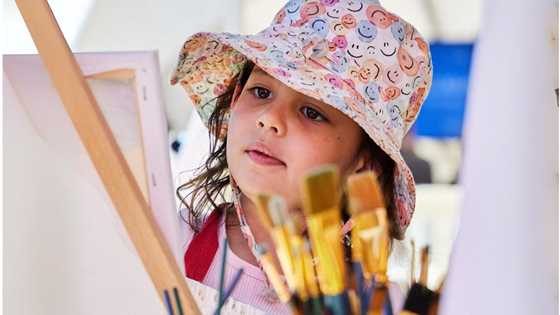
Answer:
230, 82, 243, 108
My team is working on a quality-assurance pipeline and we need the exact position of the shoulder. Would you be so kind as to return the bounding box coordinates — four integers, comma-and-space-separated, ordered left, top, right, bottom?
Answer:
179, 204, 232, 250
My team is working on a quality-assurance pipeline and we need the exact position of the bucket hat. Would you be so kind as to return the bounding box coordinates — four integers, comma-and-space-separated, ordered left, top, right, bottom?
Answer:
171, 0, 433, 238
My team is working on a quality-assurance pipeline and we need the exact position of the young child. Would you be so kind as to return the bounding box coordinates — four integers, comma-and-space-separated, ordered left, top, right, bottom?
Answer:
171, 0, 432, 313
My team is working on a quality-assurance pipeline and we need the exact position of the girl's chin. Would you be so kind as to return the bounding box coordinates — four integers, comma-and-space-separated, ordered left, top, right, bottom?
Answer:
238, 180, 283, 197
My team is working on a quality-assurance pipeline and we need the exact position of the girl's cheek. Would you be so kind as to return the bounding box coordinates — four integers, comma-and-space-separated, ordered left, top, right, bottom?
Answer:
290, 136, 334, 166
292, 133, 358, 173
228, 105, 251, 133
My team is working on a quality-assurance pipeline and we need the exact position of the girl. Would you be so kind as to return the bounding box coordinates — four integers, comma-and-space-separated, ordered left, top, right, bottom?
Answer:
171, 0, 432, 313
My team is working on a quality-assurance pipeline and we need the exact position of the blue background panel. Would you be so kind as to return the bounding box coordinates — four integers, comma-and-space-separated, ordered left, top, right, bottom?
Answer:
414, 43, 474, 138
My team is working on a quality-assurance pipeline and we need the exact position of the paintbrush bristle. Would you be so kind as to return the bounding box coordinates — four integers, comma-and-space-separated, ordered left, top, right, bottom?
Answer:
255, 194, 274, 229
346, 171, 385, 215
300, 164, 341, 216
419, 245, 430, 286
403, 283, 436, 314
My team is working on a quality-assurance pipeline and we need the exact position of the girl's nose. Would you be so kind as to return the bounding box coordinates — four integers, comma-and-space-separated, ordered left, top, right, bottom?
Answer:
256, 105, 286, 136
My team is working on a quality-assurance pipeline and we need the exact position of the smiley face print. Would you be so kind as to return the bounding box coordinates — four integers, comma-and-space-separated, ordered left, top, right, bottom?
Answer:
326, 5, 342, 19
330, 20, 348, 35
358, 59, 383, 82
324, 73, 344, 89
383, 64, 404, 86
381, 86, 401, 101
397, 47, 420, 76
364, 82, 381, 102
344, 0, 364, 13
321, 0, 340, 6
391, 20, 405, 42
356, 20, 377, 43
415, 37, 429, 57
311, 18, 329, 36
341, 13, 356, 28
366, 5, 399, 29
405, 87, 426, 124
371, 30, 400, 64
400, 81, 413, 96
282, 0, 304, 25
347, 42, 364, 62
332, 35, 348, 49
285, 0, 302, 14
301, 1, 326, 20
387, 103, 404, 129
330, 54, 349, 73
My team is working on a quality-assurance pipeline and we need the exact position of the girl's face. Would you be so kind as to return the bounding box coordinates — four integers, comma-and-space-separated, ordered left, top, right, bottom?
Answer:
226, 67, 368, 215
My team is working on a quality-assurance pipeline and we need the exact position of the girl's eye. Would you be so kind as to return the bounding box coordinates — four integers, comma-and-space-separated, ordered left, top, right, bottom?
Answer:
301, 106, 327, 122
251, 87, 272, 99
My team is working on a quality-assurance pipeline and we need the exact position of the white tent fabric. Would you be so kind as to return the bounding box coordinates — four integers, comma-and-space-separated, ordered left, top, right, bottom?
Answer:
440, 0, 558, 314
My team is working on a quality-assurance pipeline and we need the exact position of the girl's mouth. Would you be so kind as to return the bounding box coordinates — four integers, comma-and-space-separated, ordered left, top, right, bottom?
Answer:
245, 144, 286, 166
246, 149, 286, 166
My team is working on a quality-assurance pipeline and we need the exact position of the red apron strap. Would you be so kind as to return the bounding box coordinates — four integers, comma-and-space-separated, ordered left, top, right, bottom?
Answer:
184, 210, 222, 282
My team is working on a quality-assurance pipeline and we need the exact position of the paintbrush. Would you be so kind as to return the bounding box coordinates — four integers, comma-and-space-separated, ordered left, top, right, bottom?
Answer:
352, 201, 391, 315
300, 165, 350, 315
346, 173, 384, 281
399, 246, 436, 315
255, 244, 305, 315
361, 226, 392, 315
346, 171, 388, 315
287, 217, 325, 315
288, 224, 315, 314
173, 287, 184, 315
163, 289, 175, 315
302, 239, 325, 315
419, 246, 429, 287
255, 194, 298, 292
410, 240, 416, 288
213, 268, 245, 315
427, 276, 445, 315
215, 237, 228, 315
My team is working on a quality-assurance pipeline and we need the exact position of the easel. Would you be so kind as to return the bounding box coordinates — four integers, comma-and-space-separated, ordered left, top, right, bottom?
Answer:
14, 1, 201, 314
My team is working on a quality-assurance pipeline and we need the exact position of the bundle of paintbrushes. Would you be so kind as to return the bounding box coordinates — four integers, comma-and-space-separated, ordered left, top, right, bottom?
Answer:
254, 165, 397, 315
399, 245, 441, 315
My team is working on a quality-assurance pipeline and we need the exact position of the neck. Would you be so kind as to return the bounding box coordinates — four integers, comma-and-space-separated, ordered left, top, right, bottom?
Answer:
239, 193, 275, 246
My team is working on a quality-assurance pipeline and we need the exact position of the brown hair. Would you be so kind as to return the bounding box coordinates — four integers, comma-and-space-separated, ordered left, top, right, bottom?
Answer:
176, 61, 399, 238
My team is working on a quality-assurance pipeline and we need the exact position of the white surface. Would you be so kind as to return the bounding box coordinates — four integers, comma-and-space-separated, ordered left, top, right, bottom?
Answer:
74, 0, 242, 131
3, 52, 182, 314
2, 0, 95, 53
440, 0, 559, 314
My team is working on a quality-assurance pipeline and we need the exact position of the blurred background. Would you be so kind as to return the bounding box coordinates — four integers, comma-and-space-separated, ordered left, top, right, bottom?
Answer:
4, 0, 478, 293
